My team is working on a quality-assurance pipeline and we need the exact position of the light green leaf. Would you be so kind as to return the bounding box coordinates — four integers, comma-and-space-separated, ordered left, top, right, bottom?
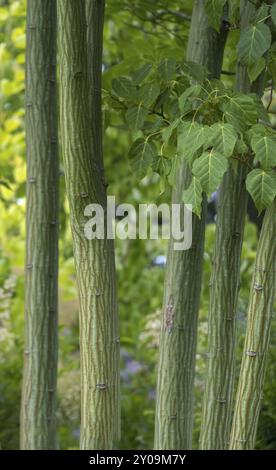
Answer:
112, 76, 137, 99
237, 23, 271, 65
177, 121, 207, 166
139, 83, 160, 107
271, 3, 276, 27
162, 118, 181, 145
246, 169, 276, 212
208, 122, 238, 157
192, 149, 229, 196
158, 58, 176, 80
204, 0, 227, 32
248, 56, 266, 83
251, 134, 276, 169
253, 4, 269, 24
128, 138, 157, 178
182, 61, 207, 82
222, 94, 257, 131
132, 63, 152, 84
126, 104, 147, 130
182, 176, 203, 218
179, 85, 202, 112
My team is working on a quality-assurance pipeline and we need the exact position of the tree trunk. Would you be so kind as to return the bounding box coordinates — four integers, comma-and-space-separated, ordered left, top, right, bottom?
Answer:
229, 199, 276, 449
57, 0, 120, 449
154, 0, 228, 450
20, 0, 59, 450
199, 0, 266, 450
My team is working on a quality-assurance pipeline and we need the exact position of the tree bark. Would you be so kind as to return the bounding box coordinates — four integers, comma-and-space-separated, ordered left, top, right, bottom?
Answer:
154, 0, 228, 450
21, 0, 59, 449
57, 0, 120, 449
229, 199, 276, 449
199, 0, 266, 449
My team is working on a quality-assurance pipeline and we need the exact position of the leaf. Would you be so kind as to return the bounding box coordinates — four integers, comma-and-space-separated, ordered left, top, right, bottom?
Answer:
139, 82, 160, 107
152, 155, 171, 176
248, 56, 266, 83
251, 134, 276, 170
158, 58, 176, 80
132, 63, 152, 84
162, 118, 181, 144
177, 121, 207, 166
112, 76, 137, 99
271, 3, 276, 27
179, 85, 202, 113
182, 61, 207, 82
192, 149, 229, 196
246, 169, 276, 212
222, 94, 257, 131
182, 176, 203, 218
204, 0, 227, 32
208, 122, 237, 157
126, 104, 147, 130
128, 138, 157, 178
253, 4, 269, 24
237, 23, 271, 65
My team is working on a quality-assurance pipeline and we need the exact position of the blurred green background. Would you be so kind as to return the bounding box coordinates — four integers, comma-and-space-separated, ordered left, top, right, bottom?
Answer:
0, 0, 275, 450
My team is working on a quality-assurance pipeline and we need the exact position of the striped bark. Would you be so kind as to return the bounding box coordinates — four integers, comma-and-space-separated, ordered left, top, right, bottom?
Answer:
154, 0, 228, 450
199, 0, 267, 449
57, 0, 120, 449
229, 199, 276, 449
21, 0, 59, 450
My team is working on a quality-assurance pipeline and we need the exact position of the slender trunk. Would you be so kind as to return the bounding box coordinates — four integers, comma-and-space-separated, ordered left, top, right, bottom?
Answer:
229, 199, 276, 449
57, 0, 120, 449
21, 0, 59, 449
199, 0, 266, 450
154, 0, 227, 450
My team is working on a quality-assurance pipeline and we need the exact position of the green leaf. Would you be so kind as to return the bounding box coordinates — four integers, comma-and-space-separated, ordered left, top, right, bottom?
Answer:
177, 121, 207, 166
222, 94, 257, 131
152, 155, 171, 176
251, 134, 276, 170
192, 149, 229, 196
132, 64, 152, 84
126, 104, 147, 130
179, 85, 202, 113
112, 76, 137, 99
208, 122, 238, 157
237, 23, 271, 65
158, 58, 176, 80
253, 4, 269, 24
246, 169, 276, 212
181, 61, 207, 82
139, 83, 160, 107
162, 118, 181, 145
182, 176, 203, 218
248, 56, 266, 83
204, 0, 227, 32
128, 138, 157, 178
271, 3, 276, 27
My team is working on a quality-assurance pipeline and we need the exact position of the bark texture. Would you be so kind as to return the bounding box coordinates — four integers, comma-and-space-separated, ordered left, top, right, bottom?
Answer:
154, 0, 227, 450
57, 0, 120, 449
229, 199, 276, 449
199, 0, 266, 449
21, 0, 59, 450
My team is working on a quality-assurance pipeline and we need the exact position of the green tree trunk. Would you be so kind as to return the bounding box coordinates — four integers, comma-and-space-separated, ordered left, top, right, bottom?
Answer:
154, 0, 227, 450
199, 0, 266, 450
229, 199, 276, 449
20, 0, 59, 450
57, 0, 120, 449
